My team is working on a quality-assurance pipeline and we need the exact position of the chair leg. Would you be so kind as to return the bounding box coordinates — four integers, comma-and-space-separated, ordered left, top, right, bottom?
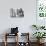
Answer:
4, 33, 7, 46
4, 41, 7, 46
15, 34, 18, 46
16, 34, 18, 46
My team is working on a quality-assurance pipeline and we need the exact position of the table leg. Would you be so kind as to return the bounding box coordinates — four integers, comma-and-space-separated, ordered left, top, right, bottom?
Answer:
4, 34, 7, 46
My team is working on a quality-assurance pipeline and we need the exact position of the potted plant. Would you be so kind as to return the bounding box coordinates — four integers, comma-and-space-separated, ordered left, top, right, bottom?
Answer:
33, 32, 46, 43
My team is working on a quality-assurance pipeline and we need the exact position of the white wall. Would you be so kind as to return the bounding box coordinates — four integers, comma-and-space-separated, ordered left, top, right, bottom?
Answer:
0, 0, 36, 42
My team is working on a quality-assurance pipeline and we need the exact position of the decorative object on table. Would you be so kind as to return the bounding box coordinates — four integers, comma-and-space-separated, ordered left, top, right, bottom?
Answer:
10, 8, 24, 18
11, 27, 18, 34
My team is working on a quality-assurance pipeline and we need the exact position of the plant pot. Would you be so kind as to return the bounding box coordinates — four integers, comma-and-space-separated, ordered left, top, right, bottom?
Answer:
37, 39, 45, 44
37, 39, 40, 43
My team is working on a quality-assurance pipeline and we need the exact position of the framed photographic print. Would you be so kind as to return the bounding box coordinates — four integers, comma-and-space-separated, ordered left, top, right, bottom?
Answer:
10, 8, 24, 18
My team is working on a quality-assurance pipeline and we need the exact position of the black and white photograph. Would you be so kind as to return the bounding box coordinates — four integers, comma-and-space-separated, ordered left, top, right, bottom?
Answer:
10, 8, 24, 18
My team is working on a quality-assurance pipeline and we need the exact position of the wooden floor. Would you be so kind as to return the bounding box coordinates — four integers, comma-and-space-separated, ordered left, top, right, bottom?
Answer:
0, 42, 46, 46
